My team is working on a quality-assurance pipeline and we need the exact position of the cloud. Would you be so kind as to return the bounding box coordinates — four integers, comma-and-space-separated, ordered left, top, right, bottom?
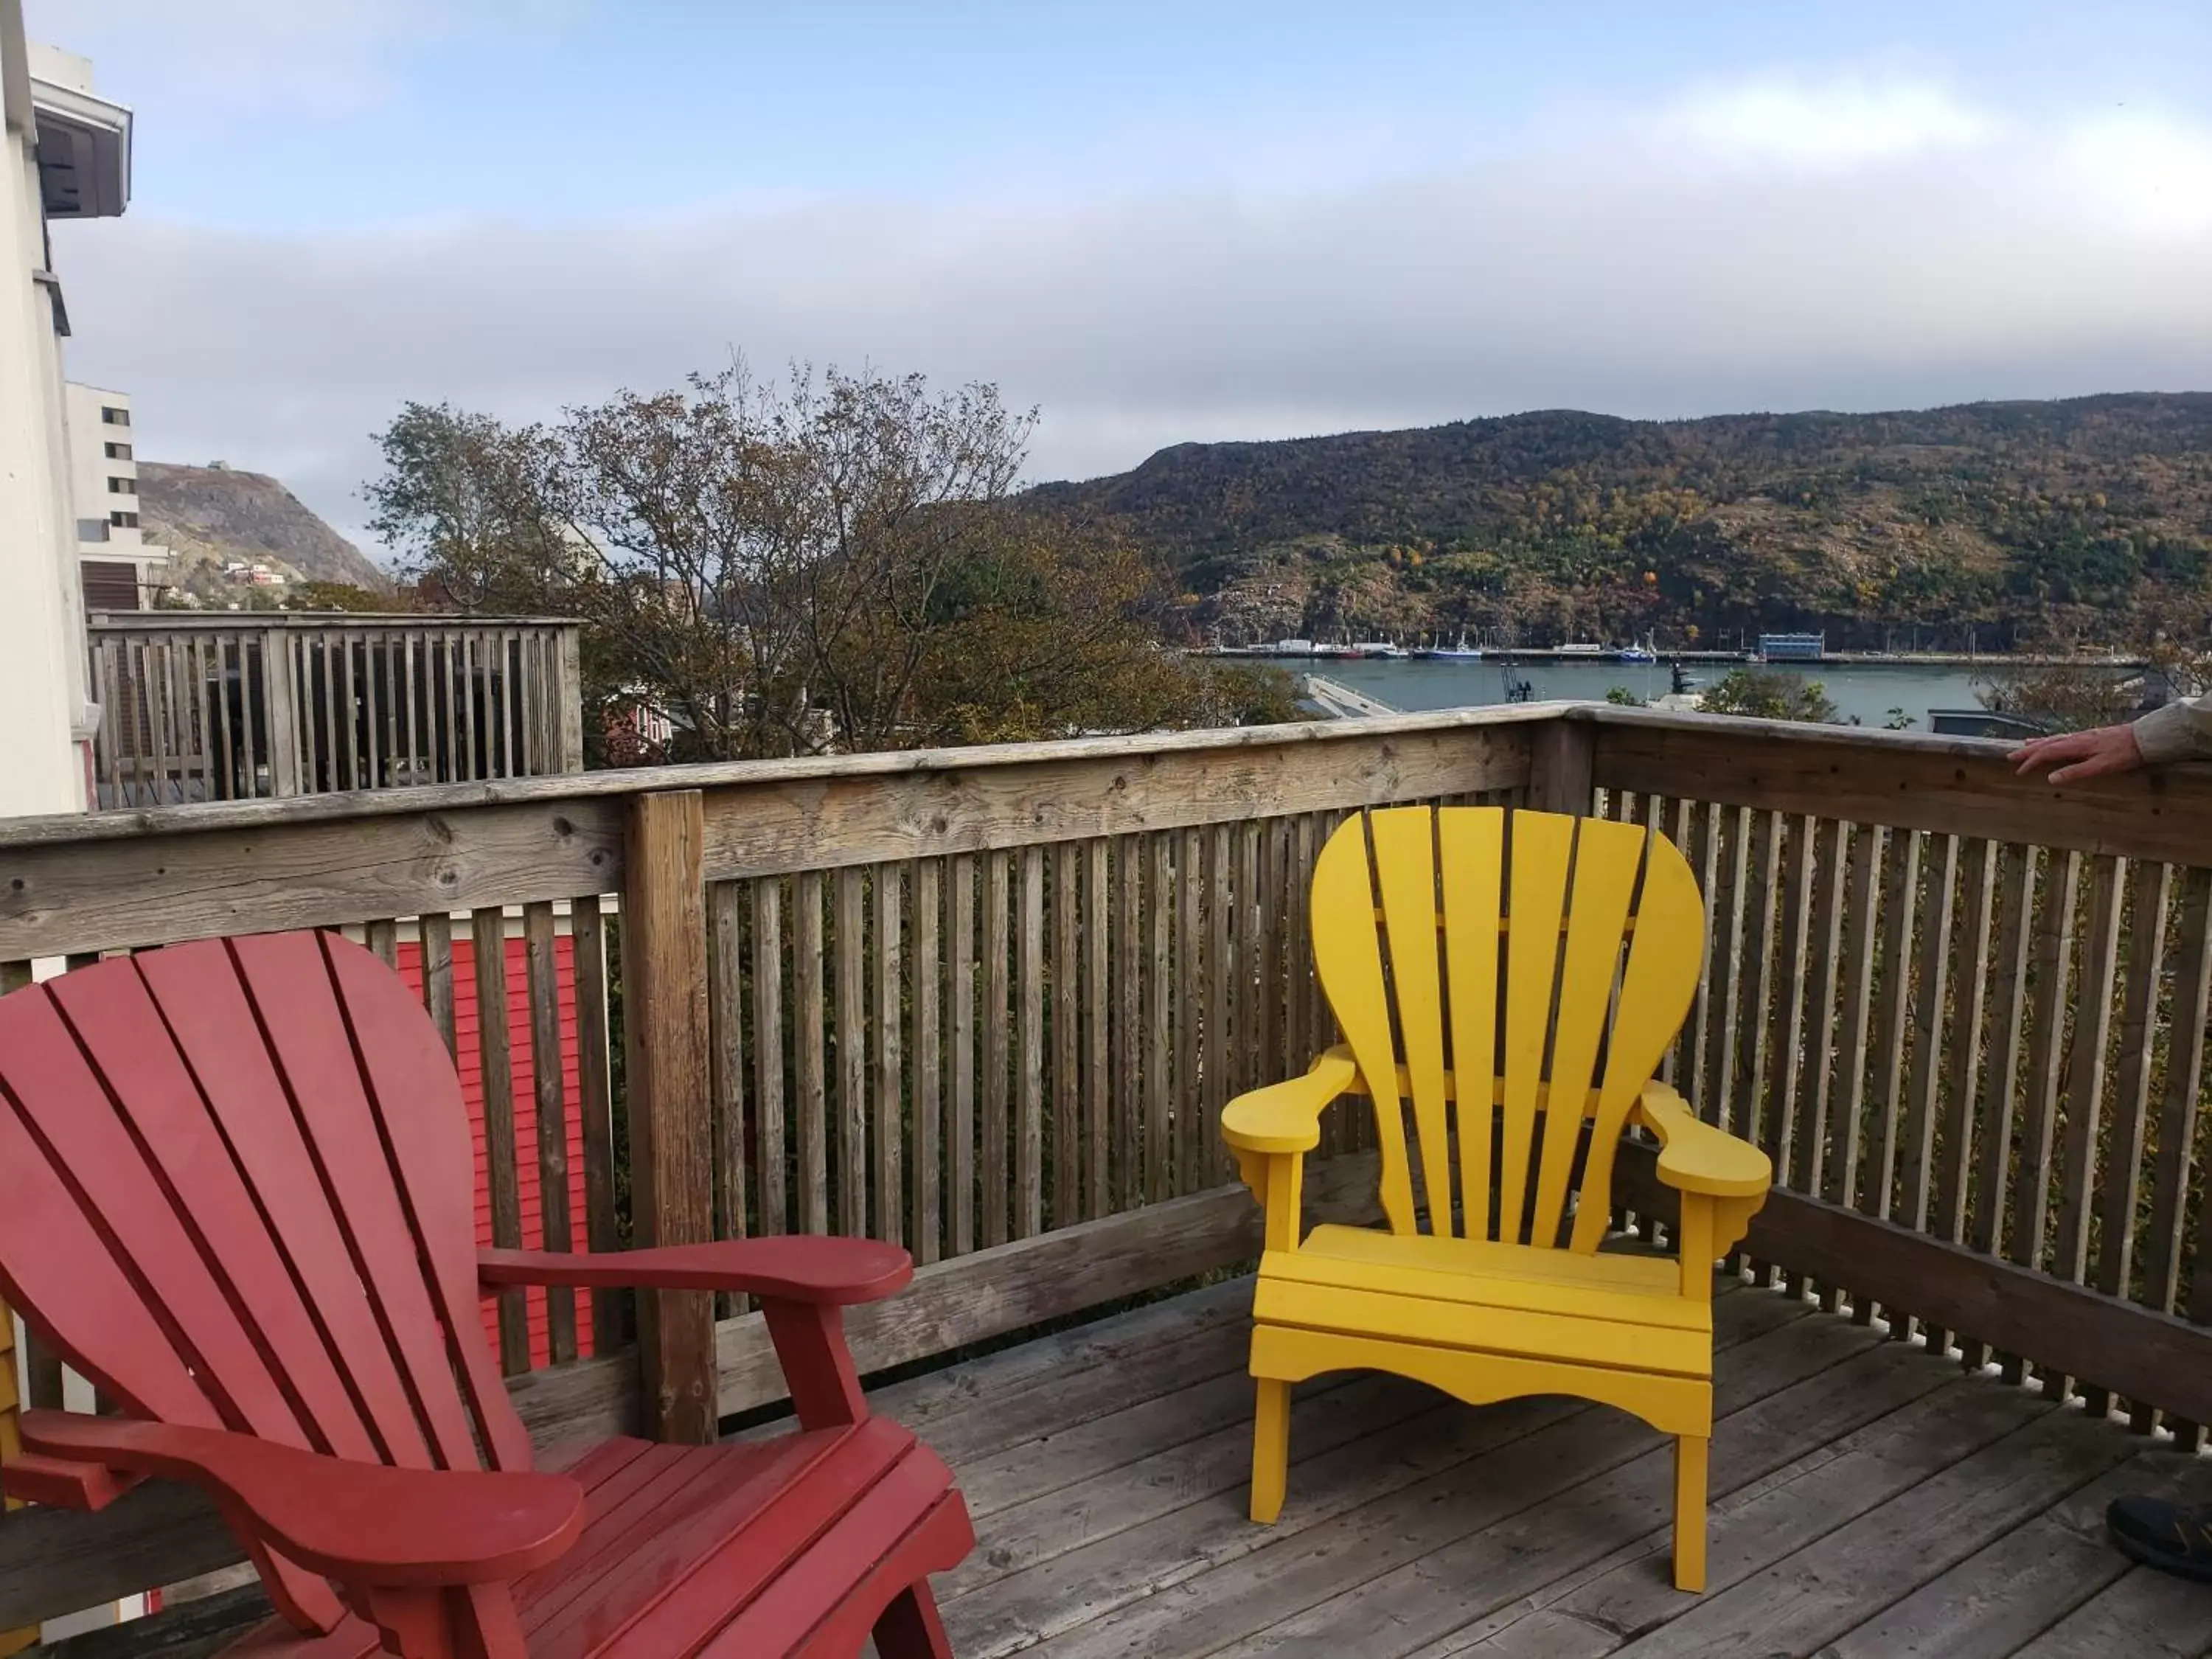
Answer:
1651, 72, 1998, 171
44, 72, 2212, 559
24, 0, 561, 114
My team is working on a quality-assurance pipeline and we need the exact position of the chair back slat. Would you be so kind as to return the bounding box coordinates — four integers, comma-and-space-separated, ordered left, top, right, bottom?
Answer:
1438, 809, 1505, 1237
1312, 806, 1705, 1250
1370, 811, 1453, 1229
1528, 817, 1646, 1247
0, 933, 534, 1482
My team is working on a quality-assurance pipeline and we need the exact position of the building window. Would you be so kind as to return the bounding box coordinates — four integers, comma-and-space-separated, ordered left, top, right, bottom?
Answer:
100, 406, 130, 426
108, 476, 135, 494
104, 441, 131, 460
109, 509, 138, 528
81, 561, 142, 613
77, 518, 111, 543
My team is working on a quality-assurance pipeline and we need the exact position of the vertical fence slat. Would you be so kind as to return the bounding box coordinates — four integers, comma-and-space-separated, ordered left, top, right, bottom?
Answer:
835, 868, 869, 1239
2055, 860, 2127, 1290
1960, 847, 2039, 1365
1762, 815, 1815, 1196
1205, 824, 1234, 1182
1923, 838, 1997, 1358
1700, 806, 1750, 1135
983, 853, 1012, 1248
1827, 824, 1882, 1214
1898, 835, 1961, 1250
1287, 815, 1315, 1080
1178, 827, 1205, 1195
2138, 869, 2211, 1433
751, 880, 787, 1242
1018, 846, 1045, 1239
525, 900, 578, 1357
571, 894, 625, 1349
1864, 829, 1923, 1231
1792, 819, 1847, 1290
913, 860, 942, 1263
875, 863, 905, 1248
1261, 818, 1287, 1085
1115, 833, 1142, 1206
1084, 841, 1110, 1220
795, 870, 830, 1236
364, 917, 398, 968
1235, 820, 1263, 1106
707, 883, 748, 1320
1053, 844, 1079, 1228
2049, 855, 2126, 1402
2081, 860, 2173, 1419
473, 905, 529, 1374
1145, 832, 1172, 1205
420, 911, 458, 1058
950, 855, 978, 1256
2006, 848, 2081, 1381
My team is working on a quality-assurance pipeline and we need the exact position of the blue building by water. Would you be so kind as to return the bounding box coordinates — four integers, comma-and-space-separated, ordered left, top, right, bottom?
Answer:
1758, 633, 1826, 661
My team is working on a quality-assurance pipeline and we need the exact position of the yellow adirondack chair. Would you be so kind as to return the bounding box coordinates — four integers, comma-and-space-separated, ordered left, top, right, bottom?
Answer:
1222, 804, 1771, 1591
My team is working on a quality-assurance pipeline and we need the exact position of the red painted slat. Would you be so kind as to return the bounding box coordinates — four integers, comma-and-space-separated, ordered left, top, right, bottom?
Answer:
136, 946, 433, 1460
398, 931, 594, 1367
46, 964, 380, 1464
528, 1422, 912, 1659
328, 939, 534, 1473
0, 989, 304, 1448
230, 935, 487, 1471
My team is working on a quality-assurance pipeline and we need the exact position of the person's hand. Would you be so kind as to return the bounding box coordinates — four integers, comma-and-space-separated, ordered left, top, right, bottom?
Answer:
2011, 723, 2144, 783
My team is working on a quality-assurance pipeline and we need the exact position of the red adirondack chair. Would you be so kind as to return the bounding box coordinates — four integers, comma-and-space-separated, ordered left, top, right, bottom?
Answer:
0, 931, 973, 1658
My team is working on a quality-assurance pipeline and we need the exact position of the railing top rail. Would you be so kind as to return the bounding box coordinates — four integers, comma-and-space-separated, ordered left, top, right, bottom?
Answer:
0, 703, 1568, 849
1578, 700, 2212, 867
86, 612, 581, 631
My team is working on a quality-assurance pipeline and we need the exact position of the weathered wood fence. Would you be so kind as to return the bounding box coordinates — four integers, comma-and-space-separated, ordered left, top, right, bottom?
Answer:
86, 615, 584, 807
1, 702, 2209, 1636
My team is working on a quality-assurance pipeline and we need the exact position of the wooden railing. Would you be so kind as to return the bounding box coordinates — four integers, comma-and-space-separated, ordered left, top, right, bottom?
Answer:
1569, 708, 2212, 1442
85, 614, 585, 807
1, 701, 2209, 1635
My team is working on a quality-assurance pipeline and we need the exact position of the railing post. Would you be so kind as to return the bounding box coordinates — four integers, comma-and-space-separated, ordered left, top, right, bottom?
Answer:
621, 787, 718, 1443
556, 625, 585, 774
260, 629, 303, 797
1527, 714, 1595, 815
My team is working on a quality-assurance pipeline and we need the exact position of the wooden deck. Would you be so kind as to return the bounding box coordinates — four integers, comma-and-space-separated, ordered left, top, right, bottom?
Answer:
851, 1273, 2212, 1659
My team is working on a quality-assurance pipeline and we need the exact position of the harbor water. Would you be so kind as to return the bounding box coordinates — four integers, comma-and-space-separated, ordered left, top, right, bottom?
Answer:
1298, 657, 1998, 730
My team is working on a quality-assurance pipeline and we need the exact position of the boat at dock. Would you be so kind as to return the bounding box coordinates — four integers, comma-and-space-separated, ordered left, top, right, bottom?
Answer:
1415, 635, 1484, 661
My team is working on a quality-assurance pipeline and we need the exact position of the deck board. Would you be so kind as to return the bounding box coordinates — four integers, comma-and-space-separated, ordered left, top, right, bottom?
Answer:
914, 1273, 2212, 1659
57, 1270, 2212, 1658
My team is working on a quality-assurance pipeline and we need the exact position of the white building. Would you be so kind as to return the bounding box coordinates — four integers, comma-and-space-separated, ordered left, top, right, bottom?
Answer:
0, 16, 147, 1641
66, 381, 167, 611
1, 22, 131, 817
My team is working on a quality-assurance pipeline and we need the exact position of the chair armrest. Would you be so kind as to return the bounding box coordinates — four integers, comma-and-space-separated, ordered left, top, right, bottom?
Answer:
479, 1236, 911, 1305
1633, 1082, 1772, 1198
17, 1411, 583, 1587
1222, 1047, 1360, 1155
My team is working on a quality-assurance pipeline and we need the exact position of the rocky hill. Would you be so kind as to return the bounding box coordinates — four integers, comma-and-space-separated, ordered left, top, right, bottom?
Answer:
137, 463, 389, 597
1024, 393, 2212, 651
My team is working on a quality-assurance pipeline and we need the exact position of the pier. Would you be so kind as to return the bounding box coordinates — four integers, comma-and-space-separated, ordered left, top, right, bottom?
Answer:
1301, 674, 1401, 718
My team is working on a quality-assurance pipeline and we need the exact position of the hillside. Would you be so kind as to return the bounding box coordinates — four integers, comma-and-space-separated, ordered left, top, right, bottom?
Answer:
1025, 394, 2212, 650
137, 462, 389, 598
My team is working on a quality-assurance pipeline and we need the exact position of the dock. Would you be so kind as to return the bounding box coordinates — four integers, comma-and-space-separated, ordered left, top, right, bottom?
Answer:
1301, 675, 1402, 718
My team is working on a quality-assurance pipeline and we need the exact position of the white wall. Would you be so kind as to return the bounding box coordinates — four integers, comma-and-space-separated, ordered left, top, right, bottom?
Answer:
0, 83, 89, 815
66, 381, 142, 551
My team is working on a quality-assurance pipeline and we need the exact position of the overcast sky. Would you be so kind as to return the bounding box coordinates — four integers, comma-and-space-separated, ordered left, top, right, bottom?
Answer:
30, 0, 2212, 560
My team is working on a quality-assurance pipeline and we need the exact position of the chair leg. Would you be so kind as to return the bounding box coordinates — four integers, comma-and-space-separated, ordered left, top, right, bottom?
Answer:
1251, 1378, 1292, 1524
1673, 1433, 1709, 1593
873, 1582, 953, 1659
